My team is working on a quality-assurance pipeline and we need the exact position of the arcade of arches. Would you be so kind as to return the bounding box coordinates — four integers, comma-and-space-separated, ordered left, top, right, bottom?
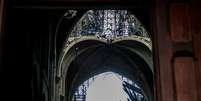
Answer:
0, 0, 201, 101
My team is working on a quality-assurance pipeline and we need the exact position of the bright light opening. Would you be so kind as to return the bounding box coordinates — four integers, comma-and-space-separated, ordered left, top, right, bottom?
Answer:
73, 72, 146, 101
86, 72, 128, 101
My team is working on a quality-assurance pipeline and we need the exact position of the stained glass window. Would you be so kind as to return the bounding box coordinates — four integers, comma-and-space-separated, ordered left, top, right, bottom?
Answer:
69, 10, 150, 40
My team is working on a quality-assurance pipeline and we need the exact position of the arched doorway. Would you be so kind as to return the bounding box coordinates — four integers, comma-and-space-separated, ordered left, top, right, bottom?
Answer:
55, 10, 153, 101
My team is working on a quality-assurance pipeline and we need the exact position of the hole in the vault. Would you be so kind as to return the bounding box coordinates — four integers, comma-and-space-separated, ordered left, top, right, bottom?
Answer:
72, 72, 146, 101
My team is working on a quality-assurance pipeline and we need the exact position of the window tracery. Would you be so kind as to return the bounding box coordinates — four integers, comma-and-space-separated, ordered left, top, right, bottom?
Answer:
69, 10, 150, 41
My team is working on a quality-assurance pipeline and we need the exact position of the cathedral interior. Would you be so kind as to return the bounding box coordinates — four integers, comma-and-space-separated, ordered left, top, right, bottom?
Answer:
0, 0, 201, 101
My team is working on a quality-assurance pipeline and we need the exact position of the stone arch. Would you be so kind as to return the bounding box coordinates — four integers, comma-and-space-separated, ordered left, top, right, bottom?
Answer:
54, 10, 153, 101
64, 43, 153, 101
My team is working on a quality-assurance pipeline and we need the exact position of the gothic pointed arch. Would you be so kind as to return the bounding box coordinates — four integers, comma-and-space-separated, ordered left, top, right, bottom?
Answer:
55, 10, 153, 101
